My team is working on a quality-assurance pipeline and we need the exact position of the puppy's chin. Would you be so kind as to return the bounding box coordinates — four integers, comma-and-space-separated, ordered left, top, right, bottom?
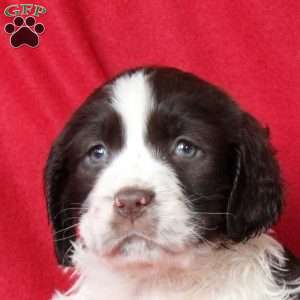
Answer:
100, 233, 187, 272
103, 234, 173, 260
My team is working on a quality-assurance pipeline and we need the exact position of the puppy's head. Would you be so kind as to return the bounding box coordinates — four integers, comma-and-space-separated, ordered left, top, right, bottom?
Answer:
45, 67, 282, 268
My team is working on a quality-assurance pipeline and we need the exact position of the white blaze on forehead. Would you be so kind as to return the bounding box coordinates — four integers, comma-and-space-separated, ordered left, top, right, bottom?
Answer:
110, 71, 154, 146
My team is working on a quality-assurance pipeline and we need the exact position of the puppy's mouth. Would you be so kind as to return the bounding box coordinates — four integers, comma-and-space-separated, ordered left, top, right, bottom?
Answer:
102, 233, 178, 263
99, 233, 201, 274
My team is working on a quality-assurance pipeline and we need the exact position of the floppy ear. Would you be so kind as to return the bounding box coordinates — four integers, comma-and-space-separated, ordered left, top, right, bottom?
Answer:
44, 135, 75, 266
227, 112, 283, 241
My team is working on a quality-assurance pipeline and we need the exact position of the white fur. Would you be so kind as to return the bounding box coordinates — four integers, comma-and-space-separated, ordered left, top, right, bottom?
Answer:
52, 234, 300, 300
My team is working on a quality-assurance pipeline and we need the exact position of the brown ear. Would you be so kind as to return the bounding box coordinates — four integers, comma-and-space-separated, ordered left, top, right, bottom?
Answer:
44, 134, 75, 266
227, 113, 283, 241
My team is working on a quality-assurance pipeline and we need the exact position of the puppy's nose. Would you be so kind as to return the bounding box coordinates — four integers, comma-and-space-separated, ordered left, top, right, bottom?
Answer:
113, 188, 154, 220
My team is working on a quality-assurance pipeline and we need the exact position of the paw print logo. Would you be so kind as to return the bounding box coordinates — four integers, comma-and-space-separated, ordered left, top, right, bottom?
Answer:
4, 16, 45, 48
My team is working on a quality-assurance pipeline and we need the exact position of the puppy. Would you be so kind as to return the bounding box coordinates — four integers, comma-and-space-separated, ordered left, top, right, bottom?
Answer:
45, 66, 300, 300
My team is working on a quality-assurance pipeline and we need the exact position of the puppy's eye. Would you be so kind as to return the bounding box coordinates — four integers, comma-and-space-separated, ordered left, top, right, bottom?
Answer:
174, 140, 198, 158
87, 144, 107, 163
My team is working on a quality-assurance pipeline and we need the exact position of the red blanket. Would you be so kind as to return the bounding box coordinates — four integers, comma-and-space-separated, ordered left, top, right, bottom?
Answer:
0, 1, 299, 299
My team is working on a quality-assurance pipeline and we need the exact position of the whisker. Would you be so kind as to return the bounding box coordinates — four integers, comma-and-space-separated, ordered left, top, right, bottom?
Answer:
194, 211, 235, 217
194, 224, 218, 231
54, 234, 77, 242
54, 223, 79, 235
61, 217, 81, 222
53, 207, 88, 220
188, 194, 227, 202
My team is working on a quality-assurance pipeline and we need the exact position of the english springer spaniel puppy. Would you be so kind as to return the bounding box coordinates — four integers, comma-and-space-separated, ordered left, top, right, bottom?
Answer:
45, 66, 300, 300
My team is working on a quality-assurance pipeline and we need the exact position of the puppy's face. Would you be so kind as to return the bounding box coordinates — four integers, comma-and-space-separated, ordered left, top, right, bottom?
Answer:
45, 67, 282, 269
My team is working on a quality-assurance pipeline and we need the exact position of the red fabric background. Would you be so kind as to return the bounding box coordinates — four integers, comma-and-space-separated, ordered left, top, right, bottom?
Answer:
0, 1, 299, 299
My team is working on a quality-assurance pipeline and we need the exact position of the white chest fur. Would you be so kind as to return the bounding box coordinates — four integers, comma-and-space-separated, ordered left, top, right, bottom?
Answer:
52, 235, 299, 300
